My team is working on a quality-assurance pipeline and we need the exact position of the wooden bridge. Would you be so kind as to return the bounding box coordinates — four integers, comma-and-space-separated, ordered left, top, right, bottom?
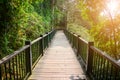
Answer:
0, 30, 120, 80
29, 30, 86, 80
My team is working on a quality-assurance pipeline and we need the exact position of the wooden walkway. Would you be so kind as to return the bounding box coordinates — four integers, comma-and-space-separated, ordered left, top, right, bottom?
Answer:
28, 31, 87, 80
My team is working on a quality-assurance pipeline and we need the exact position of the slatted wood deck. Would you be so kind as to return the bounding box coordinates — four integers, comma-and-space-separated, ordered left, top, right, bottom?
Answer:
28, 31, 87, 80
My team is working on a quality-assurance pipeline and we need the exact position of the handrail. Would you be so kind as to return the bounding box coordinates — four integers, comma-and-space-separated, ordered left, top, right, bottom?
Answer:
78, 37, 88, 44
64, 29, 120, 80
90, 46, 120, 68
0, 45, 30, 65
0, 29, 56, 80
31, 37, 42, 45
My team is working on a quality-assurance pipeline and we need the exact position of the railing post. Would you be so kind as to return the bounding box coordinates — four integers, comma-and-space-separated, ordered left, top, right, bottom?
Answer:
42, 35, 45, 51
25, 41, 32, 75
46, 32, 49, 48
40, 35, 44, 56
0, 55, 1, 80
48, 32, 50, 43
72, 33, 75, 48
86, 42, 94, 74
71, 33, 73, 46
0, 66, 1, 80
77, 35, 81, 57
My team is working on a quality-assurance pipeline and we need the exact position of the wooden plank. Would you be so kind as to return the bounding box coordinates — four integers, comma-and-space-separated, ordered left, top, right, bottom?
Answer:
29, 74, 86, 80
28, 31, 87, 80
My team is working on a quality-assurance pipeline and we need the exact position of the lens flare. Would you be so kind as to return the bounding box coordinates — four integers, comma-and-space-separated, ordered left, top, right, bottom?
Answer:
100, 0, 120, 18
107, 0, 118, 17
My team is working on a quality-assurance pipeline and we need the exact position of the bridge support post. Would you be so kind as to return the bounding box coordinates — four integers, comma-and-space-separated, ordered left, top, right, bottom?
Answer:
77, 35, 81, 57
46, 32, 49, 48
25, 41, 32, 75
43, 36, 45, 51
86, 42, 94, 74
40, 35, 44, 56
0, 66, 1, 80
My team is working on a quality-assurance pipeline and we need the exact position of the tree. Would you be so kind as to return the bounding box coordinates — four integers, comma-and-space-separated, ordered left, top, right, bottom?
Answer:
81, 0, 120, 59
0, 0, 63, 58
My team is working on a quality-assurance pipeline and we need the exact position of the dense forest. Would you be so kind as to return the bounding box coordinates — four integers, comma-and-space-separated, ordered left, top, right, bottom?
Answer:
0, 0, 120, 60
64, 0, 120, 60
0, 0, 65, 58
0, 0, 120, 80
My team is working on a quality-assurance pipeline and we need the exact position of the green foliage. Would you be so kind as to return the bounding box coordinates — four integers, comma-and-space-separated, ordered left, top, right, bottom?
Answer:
77, 0, 120, 59
90, 19, 120, 59
66, 0, 91, 41
68, 24, 90, 41
0, 0, 62, 58
65, 0, 120, 59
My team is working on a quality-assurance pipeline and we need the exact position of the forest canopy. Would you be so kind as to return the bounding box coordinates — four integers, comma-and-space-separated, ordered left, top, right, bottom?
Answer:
0, 0, 64, 58
66, 0, 120, 59
0, 0, 120, 60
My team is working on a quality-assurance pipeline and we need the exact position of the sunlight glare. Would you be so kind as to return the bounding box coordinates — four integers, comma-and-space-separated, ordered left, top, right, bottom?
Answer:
107, 0, 118, 17
100, 0, 120, 18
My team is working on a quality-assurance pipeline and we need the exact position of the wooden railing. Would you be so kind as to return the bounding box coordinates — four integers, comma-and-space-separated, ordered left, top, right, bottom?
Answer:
64, 30, 120, 80
0, 30, 56, 80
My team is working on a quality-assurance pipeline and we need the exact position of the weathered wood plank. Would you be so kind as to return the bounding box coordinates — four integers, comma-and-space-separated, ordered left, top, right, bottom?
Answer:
29, 74, 86, 80
28, 31, 87, 80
